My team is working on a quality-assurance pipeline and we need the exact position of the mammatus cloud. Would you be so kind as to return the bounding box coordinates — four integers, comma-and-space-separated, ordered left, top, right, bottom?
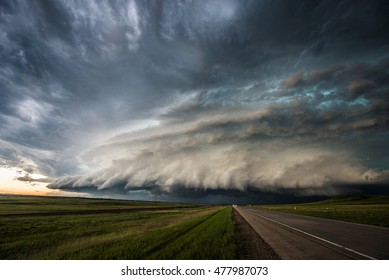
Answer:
1, 0, 388, 201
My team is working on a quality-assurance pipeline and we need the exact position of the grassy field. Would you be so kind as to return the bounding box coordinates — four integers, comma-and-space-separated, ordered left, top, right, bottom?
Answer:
255, 195, 389, 227
0, 195, 187, 215
0, 195, 236, 259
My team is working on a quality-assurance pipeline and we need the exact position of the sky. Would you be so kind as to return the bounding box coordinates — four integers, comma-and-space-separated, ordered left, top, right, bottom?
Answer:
0, 0, 388, 203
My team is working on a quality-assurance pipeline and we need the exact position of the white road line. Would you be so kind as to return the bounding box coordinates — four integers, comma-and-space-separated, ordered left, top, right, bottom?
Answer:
244, 208, 377, 260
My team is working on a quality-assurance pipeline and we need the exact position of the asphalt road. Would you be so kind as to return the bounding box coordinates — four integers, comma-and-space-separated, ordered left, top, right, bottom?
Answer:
234, 206, 389, 260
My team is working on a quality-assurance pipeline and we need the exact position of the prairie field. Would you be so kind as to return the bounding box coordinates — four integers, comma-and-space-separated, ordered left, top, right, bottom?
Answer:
255, 195, 389, 227
0, 195, 235, 259
0, 195, 187, 215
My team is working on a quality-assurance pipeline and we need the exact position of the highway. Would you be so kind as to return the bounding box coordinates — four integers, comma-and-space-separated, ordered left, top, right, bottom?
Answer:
234, 206, 389, 260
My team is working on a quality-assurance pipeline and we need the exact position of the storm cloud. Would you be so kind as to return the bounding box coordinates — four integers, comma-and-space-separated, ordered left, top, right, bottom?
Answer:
1, 0, 388, 201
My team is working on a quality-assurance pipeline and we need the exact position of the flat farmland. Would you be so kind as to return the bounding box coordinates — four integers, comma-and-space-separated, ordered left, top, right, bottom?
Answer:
0, 195, 188, 215
0, 195, 236, 259
254, 195, 389, 227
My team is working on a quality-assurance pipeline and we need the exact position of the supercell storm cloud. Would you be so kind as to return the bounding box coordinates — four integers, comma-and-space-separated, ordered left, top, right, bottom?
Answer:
0, 0, 388, 201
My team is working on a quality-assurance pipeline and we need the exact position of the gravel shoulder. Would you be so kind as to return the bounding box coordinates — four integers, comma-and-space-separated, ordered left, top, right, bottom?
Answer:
233, 208, 280, 259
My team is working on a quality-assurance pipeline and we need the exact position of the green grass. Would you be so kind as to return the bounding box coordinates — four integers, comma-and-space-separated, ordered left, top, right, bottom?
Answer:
0, 194, 187, 215
255, 195, 389, 227
147, 206, 236, 259
0, 195, 236, 259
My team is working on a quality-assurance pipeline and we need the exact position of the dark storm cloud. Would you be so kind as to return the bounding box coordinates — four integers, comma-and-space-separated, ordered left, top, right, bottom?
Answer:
1, 0, 388, 201
16, 173, 53, 183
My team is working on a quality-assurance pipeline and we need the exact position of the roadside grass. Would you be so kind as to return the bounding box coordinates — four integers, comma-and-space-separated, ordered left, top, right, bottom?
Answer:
0, 195, 236, 259
254, 195, 389, 227
147, 206, 236, 259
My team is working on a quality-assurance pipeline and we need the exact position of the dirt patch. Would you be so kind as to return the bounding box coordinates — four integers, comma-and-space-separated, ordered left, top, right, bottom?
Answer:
234, 209, 280, 259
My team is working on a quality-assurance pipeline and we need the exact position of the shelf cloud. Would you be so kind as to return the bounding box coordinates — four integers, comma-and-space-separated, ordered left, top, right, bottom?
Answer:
1, 0, 388, 201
